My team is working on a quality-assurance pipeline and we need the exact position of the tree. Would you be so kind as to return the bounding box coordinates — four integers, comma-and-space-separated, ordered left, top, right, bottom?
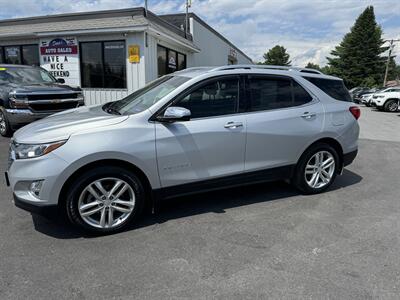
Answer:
326, 6, 388, 88
305, 62, 322, 71
261, 45, 291, 66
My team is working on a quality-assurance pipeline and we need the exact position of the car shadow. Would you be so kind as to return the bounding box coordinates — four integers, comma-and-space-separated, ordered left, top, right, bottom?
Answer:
31, 169, 363, 239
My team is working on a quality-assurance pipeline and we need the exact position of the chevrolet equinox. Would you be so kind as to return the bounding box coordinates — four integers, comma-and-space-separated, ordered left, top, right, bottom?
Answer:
6, 65, 360, 233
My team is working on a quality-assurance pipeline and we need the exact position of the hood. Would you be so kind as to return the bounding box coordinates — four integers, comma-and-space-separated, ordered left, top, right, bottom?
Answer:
14, 105, 128, 144
10, 82, 81, 94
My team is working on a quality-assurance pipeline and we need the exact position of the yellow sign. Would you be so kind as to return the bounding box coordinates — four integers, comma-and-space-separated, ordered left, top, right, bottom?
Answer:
0, 68, 7, 71
129, 45, 140, 63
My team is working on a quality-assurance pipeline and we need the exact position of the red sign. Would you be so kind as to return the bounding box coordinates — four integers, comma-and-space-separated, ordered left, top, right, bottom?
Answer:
40, 38, 78, 55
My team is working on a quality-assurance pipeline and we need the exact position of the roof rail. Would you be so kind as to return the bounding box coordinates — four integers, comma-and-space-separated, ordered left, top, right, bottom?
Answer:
209, 64, 323, 74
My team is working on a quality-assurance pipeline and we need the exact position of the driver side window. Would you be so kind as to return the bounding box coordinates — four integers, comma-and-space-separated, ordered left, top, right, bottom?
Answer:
176, 77, 240, 119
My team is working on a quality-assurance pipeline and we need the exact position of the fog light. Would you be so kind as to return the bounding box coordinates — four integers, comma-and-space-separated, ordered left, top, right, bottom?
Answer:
30, 180, 44, 198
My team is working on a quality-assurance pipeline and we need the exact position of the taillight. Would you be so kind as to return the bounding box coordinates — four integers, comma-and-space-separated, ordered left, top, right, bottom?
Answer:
349, 106, 360, 120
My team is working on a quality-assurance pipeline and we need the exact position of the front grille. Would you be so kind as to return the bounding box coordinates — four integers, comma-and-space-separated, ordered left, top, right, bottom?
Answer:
29, 102, 80, 112
26, 93, 79, 101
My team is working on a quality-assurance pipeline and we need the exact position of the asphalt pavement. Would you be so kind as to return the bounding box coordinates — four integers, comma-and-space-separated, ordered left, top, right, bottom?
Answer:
0, 106, 399, 299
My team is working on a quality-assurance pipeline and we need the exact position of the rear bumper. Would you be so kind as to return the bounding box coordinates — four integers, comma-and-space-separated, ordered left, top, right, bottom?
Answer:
343, 149, 358, 167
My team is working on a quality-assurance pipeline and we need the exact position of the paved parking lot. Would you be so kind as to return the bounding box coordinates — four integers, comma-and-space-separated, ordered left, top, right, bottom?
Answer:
0, 106, 399, 299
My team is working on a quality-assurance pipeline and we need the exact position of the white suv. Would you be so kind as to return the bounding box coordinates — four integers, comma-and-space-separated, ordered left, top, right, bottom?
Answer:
6, 65, 360, 233
371, 87, 400, 112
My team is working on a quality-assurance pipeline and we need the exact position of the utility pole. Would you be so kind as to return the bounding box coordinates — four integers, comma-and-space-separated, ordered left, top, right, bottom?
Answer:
144, 0, 148, 17
185, 0, 192, 37
383, 39, 400, 87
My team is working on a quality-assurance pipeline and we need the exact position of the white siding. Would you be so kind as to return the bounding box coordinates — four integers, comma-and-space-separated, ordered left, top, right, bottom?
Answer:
190, 18, 252, 66
83, 89, 129, 105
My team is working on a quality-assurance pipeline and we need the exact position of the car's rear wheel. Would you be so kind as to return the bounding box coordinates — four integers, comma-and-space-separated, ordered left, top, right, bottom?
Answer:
292, 143, 339, 194
65, 166, 145, 234
0, 107, 12, 137
384, 99, 399, 112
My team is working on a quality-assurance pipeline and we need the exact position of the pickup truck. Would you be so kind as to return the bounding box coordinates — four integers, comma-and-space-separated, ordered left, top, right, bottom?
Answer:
0, 64, 84, 137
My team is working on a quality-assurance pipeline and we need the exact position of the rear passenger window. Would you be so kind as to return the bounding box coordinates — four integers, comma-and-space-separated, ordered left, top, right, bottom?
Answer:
177, 77, 239, 118
248, 77, 312, 111
293, 80, 313, 105
303, 77, 352, 102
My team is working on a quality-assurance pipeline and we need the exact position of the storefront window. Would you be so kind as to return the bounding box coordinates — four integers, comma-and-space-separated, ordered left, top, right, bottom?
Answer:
0, 45, 39, 66
80, 41, 126, 89
157, 45, 186, 77
5, 46, 21, 64
22, 45, 39, 66
157, 46, 167, 77
0, 47, 4, 63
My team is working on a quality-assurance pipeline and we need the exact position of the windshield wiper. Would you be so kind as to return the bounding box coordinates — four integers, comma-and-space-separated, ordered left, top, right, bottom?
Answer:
107, 106, 121, 115
103, 103, 121, 115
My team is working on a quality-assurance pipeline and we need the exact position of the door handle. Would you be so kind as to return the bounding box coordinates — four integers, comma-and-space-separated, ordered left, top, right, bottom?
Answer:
301, 112, 316, 119
224, 121, 243, 129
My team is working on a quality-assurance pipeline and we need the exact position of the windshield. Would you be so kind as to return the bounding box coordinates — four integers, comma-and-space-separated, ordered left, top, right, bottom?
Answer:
107, 75, 190, 115
0, 66, 56, 85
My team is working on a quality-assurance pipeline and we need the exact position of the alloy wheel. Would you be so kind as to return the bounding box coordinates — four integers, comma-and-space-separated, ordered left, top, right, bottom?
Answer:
304, 151, 335, 189
78, 177, 135, 229
388, 101, 399, 112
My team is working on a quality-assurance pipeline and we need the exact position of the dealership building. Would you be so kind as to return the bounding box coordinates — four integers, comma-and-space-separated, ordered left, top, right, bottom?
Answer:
0, 7, 252, 105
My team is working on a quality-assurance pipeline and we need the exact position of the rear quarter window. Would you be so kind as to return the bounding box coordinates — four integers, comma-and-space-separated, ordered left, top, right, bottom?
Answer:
303, 77, 352, 102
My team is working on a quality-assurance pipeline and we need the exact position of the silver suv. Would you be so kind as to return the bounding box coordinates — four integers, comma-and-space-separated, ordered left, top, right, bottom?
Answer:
6, 65, 360, 233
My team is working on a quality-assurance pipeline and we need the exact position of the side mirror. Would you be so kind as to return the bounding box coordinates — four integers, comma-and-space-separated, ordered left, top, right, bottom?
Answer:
157, 106, 191, 122
56, 78, 65, 84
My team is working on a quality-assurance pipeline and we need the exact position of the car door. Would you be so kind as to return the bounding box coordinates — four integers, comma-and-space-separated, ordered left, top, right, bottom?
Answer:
155, 75, 247, 188
244, 75, 324, 172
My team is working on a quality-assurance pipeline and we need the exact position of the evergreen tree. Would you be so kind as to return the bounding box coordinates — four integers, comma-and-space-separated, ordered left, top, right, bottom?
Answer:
387, 56, 400, 81
327, 6, 387, 88
261, 45, 291, 66
305, 62, 322, 71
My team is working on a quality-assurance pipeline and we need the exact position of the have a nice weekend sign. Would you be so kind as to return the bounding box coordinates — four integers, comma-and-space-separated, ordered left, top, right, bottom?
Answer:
40, 37, 80, 86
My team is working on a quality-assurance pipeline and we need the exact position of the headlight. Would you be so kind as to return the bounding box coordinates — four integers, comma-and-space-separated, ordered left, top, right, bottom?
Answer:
13, 140, 67, 159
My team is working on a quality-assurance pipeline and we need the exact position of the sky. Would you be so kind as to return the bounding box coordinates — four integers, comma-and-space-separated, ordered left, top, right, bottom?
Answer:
1, 0, 399, 66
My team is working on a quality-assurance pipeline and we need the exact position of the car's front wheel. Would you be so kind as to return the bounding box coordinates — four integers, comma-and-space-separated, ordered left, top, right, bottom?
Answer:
0, 107, 12, 137
65, 166, 145, 234
292, 143, 339, 194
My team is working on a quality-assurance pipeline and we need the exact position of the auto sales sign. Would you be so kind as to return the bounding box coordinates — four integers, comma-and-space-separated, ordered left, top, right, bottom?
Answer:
40, 37, 80, 86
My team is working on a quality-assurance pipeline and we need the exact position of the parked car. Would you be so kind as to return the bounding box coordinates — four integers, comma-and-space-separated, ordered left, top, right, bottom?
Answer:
360, 88, 384, 106
352, 87, 376, 104
370, 86, 400, 112
0, 64, 84, 137
6, 65, 360, 233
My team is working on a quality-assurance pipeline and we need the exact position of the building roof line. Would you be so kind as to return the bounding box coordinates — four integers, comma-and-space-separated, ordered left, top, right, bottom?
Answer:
160, 12, 253, 62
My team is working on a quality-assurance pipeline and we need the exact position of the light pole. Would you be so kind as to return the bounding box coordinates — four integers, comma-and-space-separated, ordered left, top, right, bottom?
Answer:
383, 39, 400, 87
185, 0, 192, 37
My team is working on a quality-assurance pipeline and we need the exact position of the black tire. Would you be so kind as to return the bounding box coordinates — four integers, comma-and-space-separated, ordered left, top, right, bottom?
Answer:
384, 99, 399, 112
292, 143, 339, 194
65, 166, 145, 234
0, 107, 13, 137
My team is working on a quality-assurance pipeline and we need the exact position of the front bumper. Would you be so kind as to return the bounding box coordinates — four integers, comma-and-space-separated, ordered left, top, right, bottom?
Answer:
13, 193, 58, 216
5, 109, 52, 129
7, 151, 69, 210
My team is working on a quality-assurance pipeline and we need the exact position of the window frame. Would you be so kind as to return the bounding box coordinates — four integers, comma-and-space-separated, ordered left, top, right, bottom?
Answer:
157, 44, 187, 77
0, 44, 39, 66
79, 40, 127, 89
244, 74, 315, 113
151, 75, 246, 122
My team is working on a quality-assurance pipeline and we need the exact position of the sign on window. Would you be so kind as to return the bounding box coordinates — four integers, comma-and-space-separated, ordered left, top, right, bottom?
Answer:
39, 37, 80, 86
